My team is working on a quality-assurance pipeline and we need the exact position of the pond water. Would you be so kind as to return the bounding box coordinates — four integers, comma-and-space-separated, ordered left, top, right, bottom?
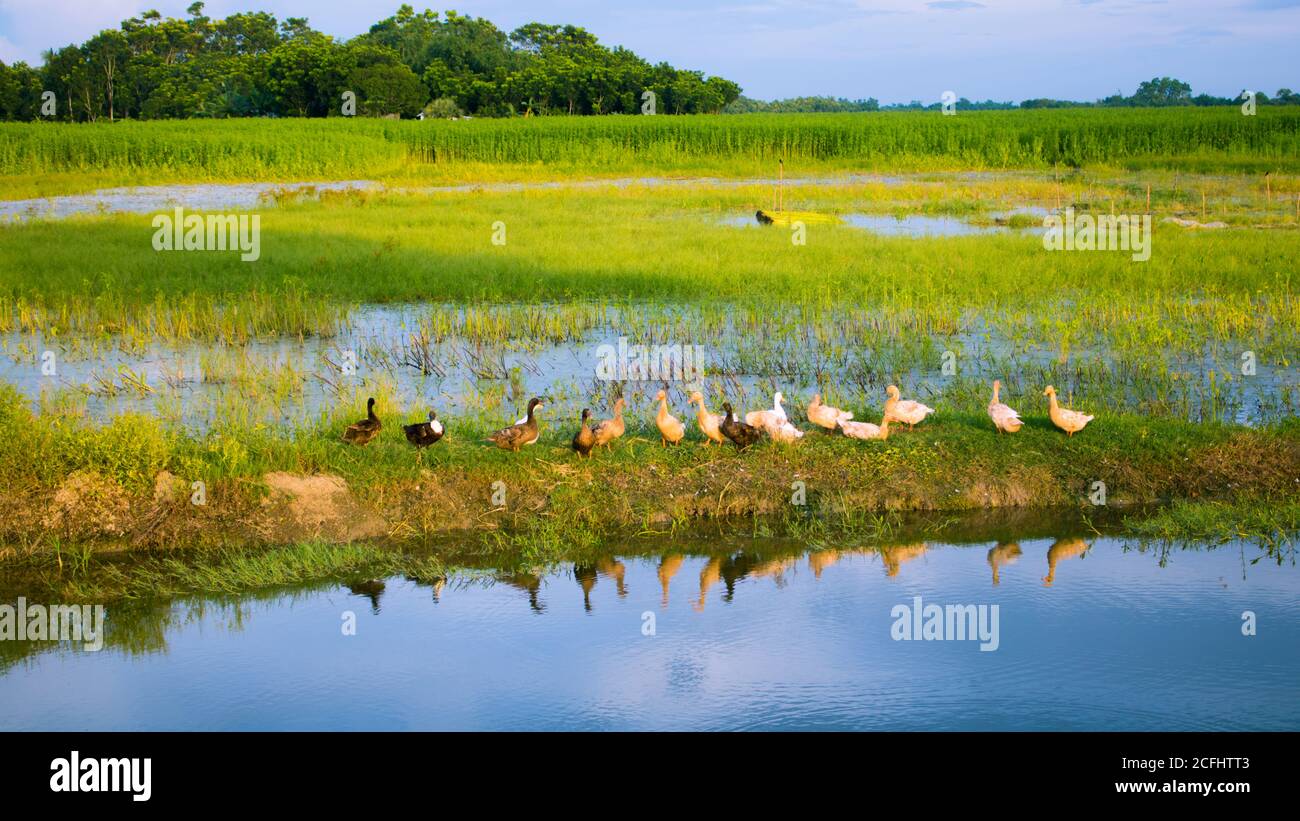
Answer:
1, 534, 1295, 730
0, 173, 945, 222
3, 300, 1293, 430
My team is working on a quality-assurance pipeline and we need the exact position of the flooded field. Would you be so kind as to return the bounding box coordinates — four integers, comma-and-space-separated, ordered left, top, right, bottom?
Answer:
1, 532, 1295, 731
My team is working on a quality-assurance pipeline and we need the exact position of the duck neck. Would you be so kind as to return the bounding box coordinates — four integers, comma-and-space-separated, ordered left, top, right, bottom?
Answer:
992, 384, 1000, 404
1047, 393, 1059, 413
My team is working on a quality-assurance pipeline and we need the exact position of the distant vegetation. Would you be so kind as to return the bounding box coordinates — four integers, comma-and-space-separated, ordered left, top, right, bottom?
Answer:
731, 78, 1298, 115
0, 1, 1291, 123
3, 107, 1297, 185
0, 3, 741, 121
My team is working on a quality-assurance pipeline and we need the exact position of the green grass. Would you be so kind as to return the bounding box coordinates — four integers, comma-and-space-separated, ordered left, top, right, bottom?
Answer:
3, 107, 1299, 197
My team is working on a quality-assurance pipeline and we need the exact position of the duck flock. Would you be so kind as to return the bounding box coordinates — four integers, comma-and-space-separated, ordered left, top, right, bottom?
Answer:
341, 380, 1094, 452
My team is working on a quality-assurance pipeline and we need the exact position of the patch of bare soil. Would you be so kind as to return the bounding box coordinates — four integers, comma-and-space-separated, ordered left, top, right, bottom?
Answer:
258, 472, 387, 543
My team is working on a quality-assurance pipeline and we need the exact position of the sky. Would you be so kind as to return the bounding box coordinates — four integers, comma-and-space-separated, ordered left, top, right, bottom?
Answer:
0, 0, 1295, 103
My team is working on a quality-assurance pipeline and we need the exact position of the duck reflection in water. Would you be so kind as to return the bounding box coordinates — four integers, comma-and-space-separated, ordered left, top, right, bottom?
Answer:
658, 554, 684, 606
404, 574, 447, 602
497, 571, 546, 613
987, 542, 1023, 586
1043, 537, 1090, 586
348, 579, 386, 614
690, 553, 799, 610
572, 558, 628, 612
695, 556, 723, 611
880, 543, 928, 577
808, 550, 843, 579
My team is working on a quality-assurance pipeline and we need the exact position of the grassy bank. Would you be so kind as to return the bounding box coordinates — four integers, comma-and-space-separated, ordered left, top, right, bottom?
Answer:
2, 108, 1299, 197
2, 365, 1297, 558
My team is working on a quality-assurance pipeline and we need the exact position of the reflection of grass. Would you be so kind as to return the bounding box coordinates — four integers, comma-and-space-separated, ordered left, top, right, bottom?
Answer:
1125, 497, 1300, 555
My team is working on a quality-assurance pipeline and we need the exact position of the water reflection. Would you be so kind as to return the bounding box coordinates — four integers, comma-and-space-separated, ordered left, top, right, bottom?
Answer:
2, 530, 1297, 731
988, 542, 1023, 586
1043, 537, 1091, 586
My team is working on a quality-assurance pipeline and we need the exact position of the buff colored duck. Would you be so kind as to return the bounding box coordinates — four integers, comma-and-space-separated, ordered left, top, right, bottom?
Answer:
689, 391, 725, 446
745, 391, 787, 429
655, 389, 685, 446
807, 392, 853, 430
987, 380, 1023, 434
838, 414, 893, 441
1044, 386, 1094, 437
884, 385, 935, 431
591, 397, 626, 449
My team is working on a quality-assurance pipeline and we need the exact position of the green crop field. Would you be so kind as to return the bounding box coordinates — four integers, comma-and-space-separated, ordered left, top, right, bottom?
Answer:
2, 107, 1299, 198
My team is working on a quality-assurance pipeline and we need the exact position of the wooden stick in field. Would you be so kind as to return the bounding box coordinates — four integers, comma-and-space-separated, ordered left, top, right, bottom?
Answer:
779, 158, 784, 212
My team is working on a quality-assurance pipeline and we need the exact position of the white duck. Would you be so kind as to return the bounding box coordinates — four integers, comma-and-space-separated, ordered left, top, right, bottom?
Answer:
884, 385, 935, 431
807, 392, 853, 430
764, 417, 805, 443
746, 391, 787, 429
988, 380, 1023, 434
838, 414, 893, 441
1044, 386, 1093, 437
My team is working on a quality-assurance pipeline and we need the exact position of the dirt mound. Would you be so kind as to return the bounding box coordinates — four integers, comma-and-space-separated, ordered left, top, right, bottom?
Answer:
42, 470, 132, 540
259, 472, 386, 543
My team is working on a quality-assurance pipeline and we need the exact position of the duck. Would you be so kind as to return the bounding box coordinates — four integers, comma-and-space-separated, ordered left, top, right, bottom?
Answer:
402, 410, 444, 448
655, 389, 685, 446
342, 397, 382, 445
987, 380, 1023, 434
1043, 386, 1094, 437
591, 397, 626, 449
838, 413, 893, 441
884, 385, 935, 431
571, 408, 596, 458
764, 417, 805, 443
720, 402, 764, 449
745, 391, 787, 429
690, 391, 725, 446
807, 392, 853, 430
487, 396, 543, 451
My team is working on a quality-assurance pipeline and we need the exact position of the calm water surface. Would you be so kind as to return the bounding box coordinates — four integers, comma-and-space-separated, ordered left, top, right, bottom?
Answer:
1, 535, 1296, 731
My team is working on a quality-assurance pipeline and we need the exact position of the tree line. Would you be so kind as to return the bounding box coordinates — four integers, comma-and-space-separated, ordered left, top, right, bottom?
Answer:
0, 3, 742, 121
726, 78, 1297, 114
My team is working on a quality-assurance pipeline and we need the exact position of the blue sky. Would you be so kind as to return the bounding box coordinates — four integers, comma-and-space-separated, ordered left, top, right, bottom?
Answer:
0, 0, 1295, 103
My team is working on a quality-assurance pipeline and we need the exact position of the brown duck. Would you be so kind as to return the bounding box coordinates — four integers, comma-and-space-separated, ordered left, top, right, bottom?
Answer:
342, 397, 382, 445
572, 408, 596, 458
720, 402, 764, 449
487, 397, 543, 451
